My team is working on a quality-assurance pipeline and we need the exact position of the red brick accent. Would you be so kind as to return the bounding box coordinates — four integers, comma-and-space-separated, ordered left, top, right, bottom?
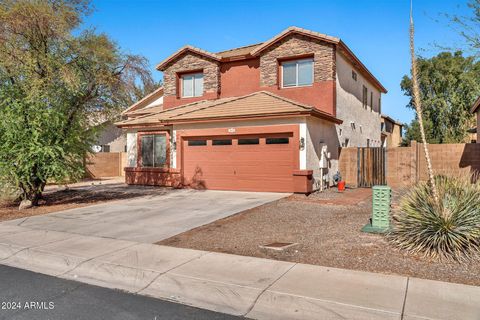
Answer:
124, 167, 182, 187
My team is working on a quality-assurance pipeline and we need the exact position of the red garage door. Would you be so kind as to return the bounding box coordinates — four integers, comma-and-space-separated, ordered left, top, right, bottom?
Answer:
182, 134, 295, 192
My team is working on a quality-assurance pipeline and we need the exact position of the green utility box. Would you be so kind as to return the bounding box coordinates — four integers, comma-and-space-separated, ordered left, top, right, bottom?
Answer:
361, 185, 391, 233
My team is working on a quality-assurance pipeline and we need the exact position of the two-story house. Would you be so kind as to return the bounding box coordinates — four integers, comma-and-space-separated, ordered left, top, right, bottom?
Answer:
471, 96, 479, 143
116, 27, 387, 193
381, 115, 403, 147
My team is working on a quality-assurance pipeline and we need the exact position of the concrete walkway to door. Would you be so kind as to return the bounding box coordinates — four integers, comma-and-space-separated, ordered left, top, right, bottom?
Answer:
1, 189, 287, 243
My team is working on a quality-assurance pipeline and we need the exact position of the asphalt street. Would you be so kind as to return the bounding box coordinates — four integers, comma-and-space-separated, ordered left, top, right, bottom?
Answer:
0, 265, 242, 320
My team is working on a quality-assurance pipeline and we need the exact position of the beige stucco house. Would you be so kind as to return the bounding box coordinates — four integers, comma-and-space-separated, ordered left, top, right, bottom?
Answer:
471, 96, 480, 143
380, 115, 403, 147
93, 87, 164, 153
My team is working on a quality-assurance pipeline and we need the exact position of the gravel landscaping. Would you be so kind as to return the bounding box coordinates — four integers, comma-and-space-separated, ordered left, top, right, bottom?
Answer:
159, 187, 480, 286
0, 180, 162, 222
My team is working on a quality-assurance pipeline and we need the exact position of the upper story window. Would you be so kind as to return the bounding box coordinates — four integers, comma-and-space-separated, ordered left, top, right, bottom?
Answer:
181, 73, 203, 98
370, 92, 373, 111
281, 58, 313, 88
362, 85, 368, 109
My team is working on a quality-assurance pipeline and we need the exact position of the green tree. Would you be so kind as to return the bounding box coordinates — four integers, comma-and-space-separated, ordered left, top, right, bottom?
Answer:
401, 51, 480, 144
0, 0, 153, 206
449, 0, 480, 57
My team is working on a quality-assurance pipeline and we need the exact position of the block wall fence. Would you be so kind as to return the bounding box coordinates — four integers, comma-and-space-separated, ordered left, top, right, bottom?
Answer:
85, 152, 127, 178
339, 142, 480, 188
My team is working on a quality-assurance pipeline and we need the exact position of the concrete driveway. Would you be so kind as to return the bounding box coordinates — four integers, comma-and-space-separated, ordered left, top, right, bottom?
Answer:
1, 188, 286, 243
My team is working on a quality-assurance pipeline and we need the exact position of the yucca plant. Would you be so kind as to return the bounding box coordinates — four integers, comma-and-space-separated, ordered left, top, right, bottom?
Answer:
389, 174, 480, 260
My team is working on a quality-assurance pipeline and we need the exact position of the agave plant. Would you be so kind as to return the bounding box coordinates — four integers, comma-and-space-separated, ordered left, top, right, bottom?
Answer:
389, 175, 480, 260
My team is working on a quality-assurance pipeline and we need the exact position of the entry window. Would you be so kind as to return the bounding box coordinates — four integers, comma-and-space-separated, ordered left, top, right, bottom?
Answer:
141, 134, 167, 167
281, 58, 313, 88
266, 137, 289, 144
238, 138, 259, 145
188, 140, 207, 146
212, 139, 232, 146
181, 73, 203, 98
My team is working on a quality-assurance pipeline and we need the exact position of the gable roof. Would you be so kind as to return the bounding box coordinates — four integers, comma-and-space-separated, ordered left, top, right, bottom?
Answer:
216, 43, 263, 59
471, 96, 480, 113
154, 27, 387, 93
250, 27, 386, 93
126, 104, 164, 117
116, 91, 341, 127
156, 45, 222, 71
122, 87, 164, 115
381, 114, 403, 126
250, 26, 340, 55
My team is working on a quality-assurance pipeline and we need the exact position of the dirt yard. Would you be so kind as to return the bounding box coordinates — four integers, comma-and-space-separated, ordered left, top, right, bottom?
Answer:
159, 187, 480, 286
0, 179, 162, 222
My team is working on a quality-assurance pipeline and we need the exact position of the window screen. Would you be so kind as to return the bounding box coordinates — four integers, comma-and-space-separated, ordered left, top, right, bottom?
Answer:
297, 60, 313, 86
141, 134, 167, 167
153, 135, 167, 167
182, 74, 194, 97
182, 73, 203, 97
282, 62, 297, 87
282, 58, 313, 87
141, 135, 154, 167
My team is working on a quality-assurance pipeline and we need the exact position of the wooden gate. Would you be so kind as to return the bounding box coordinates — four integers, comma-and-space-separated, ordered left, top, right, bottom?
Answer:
357, 147, 386, 187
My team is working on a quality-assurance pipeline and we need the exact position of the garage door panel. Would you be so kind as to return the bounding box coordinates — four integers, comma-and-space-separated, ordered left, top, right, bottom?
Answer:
237, 179, 293, 192
183, 133, 295, 192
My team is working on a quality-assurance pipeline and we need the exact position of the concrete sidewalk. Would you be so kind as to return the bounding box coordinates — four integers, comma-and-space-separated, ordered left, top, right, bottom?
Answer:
0, 225, 479, 320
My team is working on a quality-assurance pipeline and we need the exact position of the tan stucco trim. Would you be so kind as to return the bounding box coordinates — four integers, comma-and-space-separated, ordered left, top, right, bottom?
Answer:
117, 111, 342, 129
122, 87, 164, 115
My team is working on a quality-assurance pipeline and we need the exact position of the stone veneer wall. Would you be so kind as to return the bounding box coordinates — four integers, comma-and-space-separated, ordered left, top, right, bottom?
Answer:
162, 52, 220, 97
259, 33, 336, 87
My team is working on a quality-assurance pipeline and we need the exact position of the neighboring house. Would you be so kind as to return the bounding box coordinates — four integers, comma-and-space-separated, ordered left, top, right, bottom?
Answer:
93, 87, 165, 153
117, 27, 387, 193
94, 121, 127, 152
380, 115, 403, 147
471, 96, 480, 143
467, 127, 477, 143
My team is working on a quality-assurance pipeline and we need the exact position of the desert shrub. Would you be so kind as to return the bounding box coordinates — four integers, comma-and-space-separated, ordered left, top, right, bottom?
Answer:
389, 174, 480, 260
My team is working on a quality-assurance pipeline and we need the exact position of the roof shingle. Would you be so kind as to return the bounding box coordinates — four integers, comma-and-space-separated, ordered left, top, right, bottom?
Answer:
116, 91, 341, 127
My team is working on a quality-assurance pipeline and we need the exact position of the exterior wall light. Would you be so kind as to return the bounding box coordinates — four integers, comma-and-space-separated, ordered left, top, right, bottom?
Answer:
300, 137, 305, 151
